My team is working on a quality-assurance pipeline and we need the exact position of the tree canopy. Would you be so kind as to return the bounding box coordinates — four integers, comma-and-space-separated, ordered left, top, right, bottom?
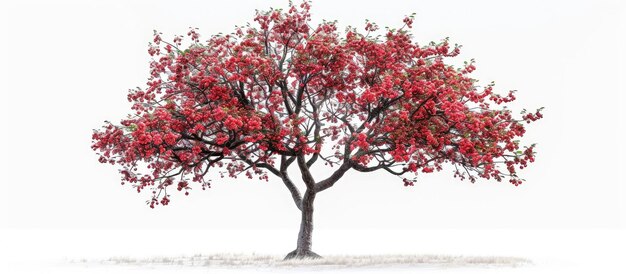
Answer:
92, 1, 542, 209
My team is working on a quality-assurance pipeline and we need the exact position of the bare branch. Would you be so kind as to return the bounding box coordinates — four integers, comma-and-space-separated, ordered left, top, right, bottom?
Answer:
296, 155, 316, 189
314, 161, 353, 193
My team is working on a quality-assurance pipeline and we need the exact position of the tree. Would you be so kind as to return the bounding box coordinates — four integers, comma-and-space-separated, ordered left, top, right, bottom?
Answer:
92, 1, 542, 259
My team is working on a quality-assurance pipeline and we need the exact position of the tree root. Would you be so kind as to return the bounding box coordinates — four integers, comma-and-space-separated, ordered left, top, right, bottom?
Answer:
283, 249, 323, 260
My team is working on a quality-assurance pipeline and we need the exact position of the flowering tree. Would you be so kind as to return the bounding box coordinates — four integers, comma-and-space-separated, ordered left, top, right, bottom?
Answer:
92, 1, 542, 259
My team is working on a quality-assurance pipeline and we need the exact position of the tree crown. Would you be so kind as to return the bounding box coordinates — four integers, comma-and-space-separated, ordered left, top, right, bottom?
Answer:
92, 1, 542, 207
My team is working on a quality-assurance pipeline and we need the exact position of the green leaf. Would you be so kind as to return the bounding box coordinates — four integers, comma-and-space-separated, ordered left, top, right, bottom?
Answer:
127, 124, 138, 132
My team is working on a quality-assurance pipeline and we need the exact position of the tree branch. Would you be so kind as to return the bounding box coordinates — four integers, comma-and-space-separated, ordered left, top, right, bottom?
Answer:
238, 154, 280, 177
280, 156, 303, 211
314, 161, 353, 192
296, 154, 316, 189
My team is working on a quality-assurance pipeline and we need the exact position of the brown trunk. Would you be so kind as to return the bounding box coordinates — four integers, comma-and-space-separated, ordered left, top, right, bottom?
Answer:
284, 190, 322, 260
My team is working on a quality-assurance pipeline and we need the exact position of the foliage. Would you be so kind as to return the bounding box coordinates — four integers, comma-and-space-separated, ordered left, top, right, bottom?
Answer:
92, 1, 542, 208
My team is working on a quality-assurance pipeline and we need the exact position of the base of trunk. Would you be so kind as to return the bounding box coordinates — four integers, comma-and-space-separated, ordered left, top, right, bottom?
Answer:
283, 249, 322, 260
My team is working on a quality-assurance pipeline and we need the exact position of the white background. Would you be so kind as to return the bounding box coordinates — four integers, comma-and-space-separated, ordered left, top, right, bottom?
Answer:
1, 0, 625, 273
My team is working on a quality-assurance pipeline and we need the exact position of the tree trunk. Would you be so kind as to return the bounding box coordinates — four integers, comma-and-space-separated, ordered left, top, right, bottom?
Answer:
284, 190, 322, 260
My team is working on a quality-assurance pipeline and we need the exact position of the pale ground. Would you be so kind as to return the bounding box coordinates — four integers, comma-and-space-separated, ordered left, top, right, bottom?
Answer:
1, 229, 625, 274
62, 254, 532, 274
94, 253, 531, 267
